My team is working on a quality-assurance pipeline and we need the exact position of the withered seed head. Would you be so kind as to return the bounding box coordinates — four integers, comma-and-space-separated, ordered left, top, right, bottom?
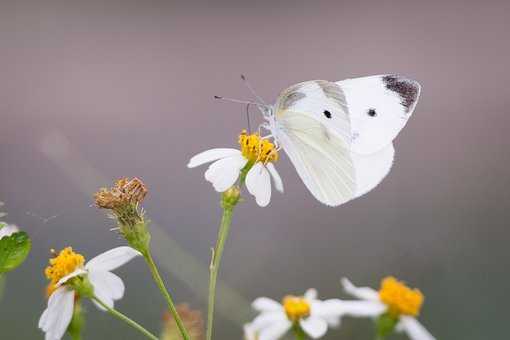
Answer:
94, 177, 147, 210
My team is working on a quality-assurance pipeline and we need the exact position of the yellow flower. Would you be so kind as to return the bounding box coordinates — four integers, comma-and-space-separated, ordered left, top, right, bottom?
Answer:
238, 130, 278, 164
45, 247, 85, 297
341, 277, 435, 340
247, 289, 341, 340
379, 276, 424, 317
39, 246, 141, 340
282, 295, 311, 322
188, 130, 283, 207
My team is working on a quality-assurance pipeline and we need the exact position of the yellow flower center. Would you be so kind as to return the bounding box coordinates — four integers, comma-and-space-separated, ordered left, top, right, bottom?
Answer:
238, 130, 278, 164
282, 295, 311, 322
378, 276, 424, 317
44, 247, 85, 296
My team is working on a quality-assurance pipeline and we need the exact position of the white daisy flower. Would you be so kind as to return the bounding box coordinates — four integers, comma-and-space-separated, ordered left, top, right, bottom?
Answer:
188, 130, 283, 207
0, 224, 19, 239
247, 289, 342, 340
339, 277, 436, 340
39, 246, 141, 340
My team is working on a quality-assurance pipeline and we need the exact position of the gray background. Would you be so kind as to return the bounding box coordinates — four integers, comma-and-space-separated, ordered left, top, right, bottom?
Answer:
1, 0, 509, 339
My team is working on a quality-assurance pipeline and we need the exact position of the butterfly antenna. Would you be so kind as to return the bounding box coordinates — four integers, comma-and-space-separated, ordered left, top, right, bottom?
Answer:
214, 96, 263, 107
246, 103, 252, 134
240, 74, 266, 105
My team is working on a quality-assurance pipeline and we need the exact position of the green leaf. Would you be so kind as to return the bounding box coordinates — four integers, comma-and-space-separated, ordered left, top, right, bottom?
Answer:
0, 231, 31, 273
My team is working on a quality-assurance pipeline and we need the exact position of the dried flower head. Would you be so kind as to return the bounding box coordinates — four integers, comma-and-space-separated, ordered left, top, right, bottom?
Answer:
94, 178, 150, 252
162, 304, 204, 340
94, 177, 147, 210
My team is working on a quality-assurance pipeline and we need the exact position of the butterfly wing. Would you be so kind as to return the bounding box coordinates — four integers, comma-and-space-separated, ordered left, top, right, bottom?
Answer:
277, 112, 356, 206
272, 78, 409, 205
273, 81, 356, 206
337, 74, 421, 155
351, 143, 394, 197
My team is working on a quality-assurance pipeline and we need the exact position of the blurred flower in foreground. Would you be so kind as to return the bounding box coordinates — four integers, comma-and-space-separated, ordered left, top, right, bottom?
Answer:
188, 130, 283, 207
246, 289, 342, 340
162, 304, 204, 340
95, 178, 151, 252
340, 277, 435, 340
39, 246, 140, 340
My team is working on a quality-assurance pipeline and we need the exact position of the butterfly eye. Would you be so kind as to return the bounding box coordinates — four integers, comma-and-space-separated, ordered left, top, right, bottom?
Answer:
323, 110, 332, 119
367, 109, 377, 117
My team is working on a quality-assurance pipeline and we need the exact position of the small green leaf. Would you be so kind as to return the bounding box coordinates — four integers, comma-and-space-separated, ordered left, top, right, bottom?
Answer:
0, 231, 31, 273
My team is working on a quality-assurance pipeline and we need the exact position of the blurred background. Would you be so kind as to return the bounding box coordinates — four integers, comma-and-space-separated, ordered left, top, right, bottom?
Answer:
1, 0, 509, 339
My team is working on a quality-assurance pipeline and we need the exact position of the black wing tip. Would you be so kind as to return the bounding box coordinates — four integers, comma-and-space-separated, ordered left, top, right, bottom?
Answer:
382, 75, 421, 112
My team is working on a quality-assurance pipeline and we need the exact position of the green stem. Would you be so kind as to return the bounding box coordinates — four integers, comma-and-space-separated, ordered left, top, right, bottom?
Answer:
67, 300, 85, 340
143, 250, 190, 340
206, 203, 235, 340
92, 295, 159, 340
292, 323, 307, 340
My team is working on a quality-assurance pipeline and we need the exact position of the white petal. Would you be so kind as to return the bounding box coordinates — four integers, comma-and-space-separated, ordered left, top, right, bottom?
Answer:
92, 283, 114, 311
251, 312, 287, 330
246, 163, 272, 207
252, 297, 283, 312
204, 154, 247, 192
336, 300, 386, 318
56, 268, 87, 287
89, 270, 125, 300
85, 246, 141, 272
0, 224, 19, 239
398, 316, 436, 340
243, 323, 258, 340
187, 148, 241, 168
311, 299, 344, 318
300, 317, 328, 339
39, 287, 65, 330
341, 277, 380, 301
323, 315, 341, 328
258, 319, 291, 340
266, 163, 284, 193
39, 287, 75, 340
304, 288, 318, 301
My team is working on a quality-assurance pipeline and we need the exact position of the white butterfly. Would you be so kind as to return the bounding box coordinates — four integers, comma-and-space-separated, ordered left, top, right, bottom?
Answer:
223, 75, 421, 206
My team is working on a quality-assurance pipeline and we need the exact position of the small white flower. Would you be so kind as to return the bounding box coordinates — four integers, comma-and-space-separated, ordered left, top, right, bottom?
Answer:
339, 277, 436, 340
188, 131, 283, 207
0, 224, 19, 239
247, 289, 342, 340
39, 246, 141, 340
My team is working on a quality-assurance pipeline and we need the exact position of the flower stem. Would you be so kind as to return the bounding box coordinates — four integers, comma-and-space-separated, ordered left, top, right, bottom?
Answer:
292, 323, 307, 340
143, 250, 190, 340
206, 198, 237, 340
67, 300, 85, 340
92, 295, 159, 340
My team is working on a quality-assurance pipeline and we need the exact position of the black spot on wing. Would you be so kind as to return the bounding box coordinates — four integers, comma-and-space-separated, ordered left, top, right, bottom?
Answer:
383, 75, 420, 112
